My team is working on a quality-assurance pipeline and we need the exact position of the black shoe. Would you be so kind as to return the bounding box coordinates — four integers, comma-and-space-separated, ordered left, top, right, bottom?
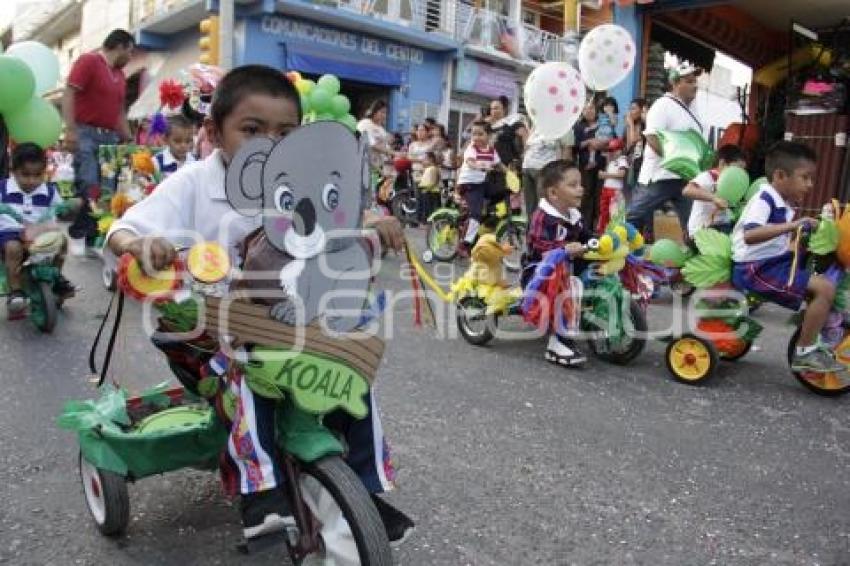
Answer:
371, 495, 414, 546
53, 276, 78, 298
240, 488, 295, 540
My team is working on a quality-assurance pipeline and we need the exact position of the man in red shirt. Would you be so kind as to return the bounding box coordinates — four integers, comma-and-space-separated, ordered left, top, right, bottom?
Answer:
62, 29, 135, 199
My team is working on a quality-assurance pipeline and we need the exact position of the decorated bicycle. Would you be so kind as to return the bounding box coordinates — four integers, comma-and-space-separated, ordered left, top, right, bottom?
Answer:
408, 215, 651, 366
652, 198, 850, 397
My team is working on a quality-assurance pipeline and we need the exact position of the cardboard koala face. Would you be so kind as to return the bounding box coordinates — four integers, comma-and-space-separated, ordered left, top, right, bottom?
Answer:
225, 121, 370, 258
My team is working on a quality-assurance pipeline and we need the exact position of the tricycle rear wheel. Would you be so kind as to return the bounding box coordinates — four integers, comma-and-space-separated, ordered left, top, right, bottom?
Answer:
666, 334, 718, 385
79, 453, 130, 536
786, 327, 850, 397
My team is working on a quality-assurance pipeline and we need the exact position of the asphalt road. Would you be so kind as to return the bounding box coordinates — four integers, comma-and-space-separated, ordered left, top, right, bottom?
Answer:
0, 229, 848, 565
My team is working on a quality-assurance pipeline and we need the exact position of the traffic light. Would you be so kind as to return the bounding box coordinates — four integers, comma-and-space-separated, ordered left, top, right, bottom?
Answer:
199, 15, 220, 65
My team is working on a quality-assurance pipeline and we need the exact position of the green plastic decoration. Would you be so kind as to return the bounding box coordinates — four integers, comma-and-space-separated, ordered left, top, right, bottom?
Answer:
833, 272, 850, 311
649, 238, 689, 267
657, 129, 712, 181
330, 94, 351, 117
809, 219, 839, 255
0, 55, 35, 114
244, 347, 371, 419
745, 176, 768, 202
693, 228, 732, 260
681, 254, 732, 288
299, 93, 311, 115
317, 74, 341, 95
5, 96, 62, 148
715, 166, 750, 205
309, 88, 333, 114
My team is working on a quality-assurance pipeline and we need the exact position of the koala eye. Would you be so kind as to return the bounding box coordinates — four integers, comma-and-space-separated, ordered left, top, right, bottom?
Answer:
274, 184, 295, 213
322, 183, 340, 211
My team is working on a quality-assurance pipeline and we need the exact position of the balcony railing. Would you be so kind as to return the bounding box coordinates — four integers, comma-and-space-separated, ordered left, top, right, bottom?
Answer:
134, 0, 195, 26
317, 0, 567, 62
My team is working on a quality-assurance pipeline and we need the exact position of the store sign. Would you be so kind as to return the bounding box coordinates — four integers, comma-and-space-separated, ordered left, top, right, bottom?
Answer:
454, 59, 518, 99
261, 15, 425, 65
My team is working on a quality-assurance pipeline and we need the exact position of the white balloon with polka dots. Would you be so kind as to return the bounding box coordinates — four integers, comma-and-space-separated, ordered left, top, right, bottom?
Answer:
578, 24, 636, 91
523, 62, 586, 142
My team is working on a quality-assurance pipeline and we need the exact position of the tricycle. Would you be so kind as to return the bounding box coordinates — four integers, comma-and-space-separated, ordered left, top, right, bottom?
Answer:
60, 243, 393, 564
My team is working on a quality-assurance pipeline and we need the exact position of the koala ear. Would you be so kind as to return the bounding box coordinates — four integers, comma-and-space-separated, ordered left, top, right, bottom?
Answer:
358, 131, 370, 212
224, 137, 275, 215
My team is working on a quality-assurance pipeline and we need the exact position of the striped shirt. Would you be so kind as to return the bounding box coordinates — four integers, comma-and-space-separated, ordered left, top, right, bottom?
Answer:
0, 178, 62, 235
457, 143, 500, 185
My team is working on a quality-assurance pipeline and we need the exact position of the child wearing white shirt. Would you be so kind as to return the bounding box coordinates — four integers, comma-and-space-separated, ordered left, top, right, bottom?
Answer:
731, 141, 839, 374
683, 144, 746, 237
108, 65, 413, 543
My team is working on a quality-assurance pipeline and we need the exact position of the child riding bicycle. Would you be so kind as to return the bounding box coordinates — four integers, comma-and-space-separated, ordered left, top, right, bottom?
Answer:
732, 141, 841, 374
522, 159, 589, 368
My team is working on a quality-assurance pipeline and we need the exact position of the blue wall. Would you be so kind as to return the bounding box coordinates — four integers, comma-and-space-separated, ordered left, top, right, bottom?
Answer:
241, 13, 449, 132
611, 5, 642, 134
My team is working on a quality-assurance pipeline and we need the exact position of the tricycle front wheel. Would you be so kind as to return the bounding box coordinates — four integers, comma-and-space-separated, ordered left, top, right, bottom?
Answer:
79, 453, 130, 536
298, 456, 392, 566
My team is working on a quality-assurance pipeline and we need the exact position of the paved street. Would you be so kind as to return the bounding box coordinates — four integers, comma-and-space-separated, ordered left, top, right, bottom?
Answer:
1, 229, 849, 565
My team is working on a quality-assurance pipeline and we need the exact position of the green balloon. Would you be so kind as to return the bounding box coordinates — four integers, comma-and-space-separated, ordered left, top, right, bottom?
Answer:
340, 113, 358, 133
715, 165, 750, 205
649, 238, 688, 268
6, 41, 60, 95
317, 74, 341, 95
5, 96, 62, 148
330, 94, 351, 118
310, 88, 333, 114
744, 176, 768, 202
0, 55, 35, 114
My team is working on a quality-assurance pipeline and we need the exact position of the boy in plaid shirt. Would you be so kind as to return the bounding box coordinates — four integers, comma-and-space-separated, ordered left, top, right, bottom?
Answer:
523, 160, 590, 367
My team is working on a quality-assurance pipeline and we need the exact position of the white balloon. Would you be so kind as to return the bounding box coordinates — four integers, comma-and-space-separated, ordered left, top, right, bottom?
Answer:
6, 41, 60, 95
578, 24, 636, 91
524, 62, 586, 141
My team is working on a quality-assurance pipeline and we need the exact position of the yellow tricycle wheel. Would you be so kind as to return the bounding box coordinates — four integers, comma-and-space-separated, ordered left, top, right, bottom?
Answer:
665, 333, 719, 385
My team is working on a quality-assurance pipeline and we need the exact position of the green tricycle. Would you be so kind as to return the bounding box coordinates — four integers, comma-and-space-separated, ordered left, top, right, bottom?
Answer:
60, 243, 392, 565
0, 204, 77, 333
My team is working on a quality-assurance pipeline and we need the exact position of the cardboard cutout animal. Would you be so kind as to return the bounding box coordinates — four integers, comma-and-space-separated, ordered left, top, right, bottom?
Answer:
226, 121, 372, 332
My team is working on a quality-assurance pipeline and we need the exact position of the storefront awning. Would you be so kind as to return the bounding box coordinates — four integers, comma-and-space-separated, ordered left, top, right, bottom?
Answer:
128, 46, 200, 120
285, 46, 404, 87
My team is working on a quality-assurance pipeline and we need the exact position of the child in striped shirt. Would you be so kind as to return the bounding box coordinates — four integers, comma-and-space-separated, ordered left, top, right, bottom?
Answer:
456, 121, 504, 256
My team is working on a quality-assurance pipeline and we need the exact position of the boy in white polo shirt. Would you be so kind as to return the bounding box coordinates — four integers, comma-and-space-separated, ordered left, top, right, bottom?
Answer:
108, 65, 414, 543
732, 141, 840, 373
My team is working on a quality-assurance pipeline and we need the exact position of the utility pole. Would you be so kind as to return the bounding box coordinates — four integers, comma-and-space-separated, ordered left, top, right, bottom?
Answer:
562, 0, 580, 65
219, 0, 234, 69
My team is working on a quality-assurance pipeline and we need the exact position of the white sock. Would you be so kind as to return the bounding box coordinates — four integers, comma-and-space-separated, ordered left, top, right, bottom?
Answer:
796, 345, 817, 356
464, 218, 480, 244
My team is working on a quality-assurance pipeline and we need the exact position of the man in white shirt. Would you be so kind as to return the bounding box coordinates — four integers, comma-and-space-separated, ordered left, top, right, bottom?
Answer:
626, 63, 706, 235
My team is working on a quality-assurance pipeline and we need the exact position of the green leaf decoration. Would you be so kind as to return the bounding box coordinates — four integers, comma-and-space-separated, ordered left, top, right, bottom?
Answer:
693, 228, 732, 259
809, 219, 839, 255
682, 254, 732, 288
156, 298, 199, 333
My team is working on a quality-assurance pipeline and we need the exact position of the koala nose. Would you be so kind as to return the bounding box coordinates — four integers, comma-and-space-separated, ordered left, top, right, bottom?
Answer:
293, 198, 316, 236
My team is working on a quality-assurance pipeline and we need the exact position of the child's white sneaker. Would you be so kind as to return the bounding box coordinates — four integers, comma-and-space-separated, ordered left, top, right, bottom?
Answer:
545, 335, 587, 367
